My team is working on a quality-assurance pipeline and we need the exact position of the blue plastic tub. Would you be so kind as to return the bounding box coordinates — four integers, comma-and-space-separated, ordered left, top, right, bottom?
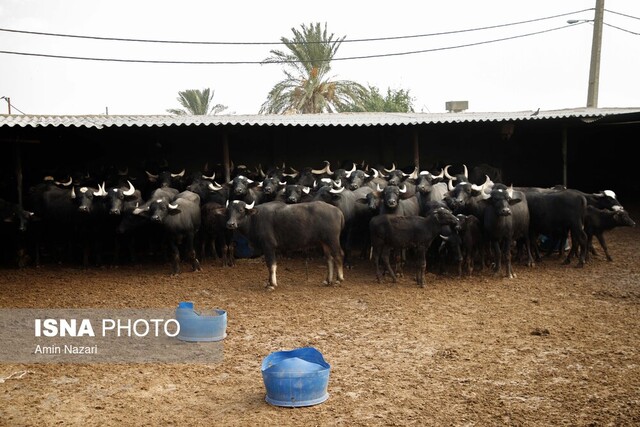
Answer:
175, 301, 227, 342
261, 347, 330, 407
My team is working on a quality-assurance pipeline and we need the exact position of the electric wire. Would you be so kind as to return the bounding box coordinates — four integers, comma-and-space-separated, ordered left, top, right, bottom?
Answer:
0, 22, 586, 65
605, 9, 640, 21
604, 22, 640, 36
0, 8, 593, 45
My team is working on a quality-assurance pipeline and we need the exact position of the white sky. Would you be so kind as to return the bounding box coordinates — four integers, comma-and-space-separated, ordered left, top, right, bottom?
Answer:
0, 0, 638, 115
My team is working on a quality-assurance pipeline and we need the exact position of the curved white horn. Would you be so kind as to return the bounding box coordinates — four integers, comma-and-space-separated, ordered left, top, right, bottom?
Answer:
444, 165, 455, 181
346, 163, 356, 177
448, 179, 455, 191
399, 185, 407, 193
57, 177, 73, 187
330, 186, 345, 194
171, 169, 185, 178
303, 186, 311, 194
371, 168, 379, 178
208, 182, 223, 191
123, 180, 135, 196
325, 161, 333, 175
245, 201, 255, 210
146, 171, 158, 180
376, 183, 384, 192
333, 179, 342, 187
384, 163, 396, 173
439, 234, 450, 241
70, 186, 76, 199
463, 164, 468, 178
409, 167, 419, 180
168, 203, 179, 210
202, 172, 215, 180
507, 184, 514, 199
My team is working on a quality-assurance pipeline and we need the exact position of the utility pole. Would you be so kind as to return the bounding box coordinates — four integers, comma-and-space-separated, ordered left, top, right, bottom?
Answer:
587, 0, 605, 108
1, 96, 11, 114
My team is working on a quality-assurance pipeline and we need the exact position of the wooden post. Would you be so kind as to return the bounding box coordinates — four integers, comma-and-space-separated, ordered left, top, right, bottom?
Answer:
223, 131, 231, 183
412, 128, 420, 170
562, 127, 568, 187
14, 140, 23, 208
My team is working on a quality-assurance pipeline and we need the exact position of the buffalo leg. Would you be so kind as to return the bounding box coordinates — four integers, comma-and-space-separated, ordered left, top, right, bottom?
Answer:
186, 233, 201, 272
416, 248, 426, 287
594, 233, 613, 262
382, 247, 397, 283
169, 239, 181, 276
503, 238, 515, 279
264, 251, 277, 290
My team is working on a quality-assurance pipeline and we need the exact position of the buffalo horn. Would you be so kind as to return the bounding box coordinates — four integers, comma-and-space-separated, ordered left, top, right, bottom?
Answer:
56, 177, 73, 187
202, 172, 215, 180
399, 185, 407, 193
121, 181, 135, 196
171, 169, 185, 178
384, 163, 396, 173
168, 202, 179, 210
330, 186, 345, 194
463, 164, 468, 178
444, 165, 455, 181
408, 167, 419, 180
245, 201, 255, 210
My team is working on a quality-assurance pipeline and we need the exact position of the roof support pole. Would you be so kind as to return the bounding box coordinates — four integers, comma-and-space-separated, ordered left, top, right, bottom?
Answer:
412, 128, 420, 170
223, 131, 231, 183
13, 140, 23, 209
562, 127, 568, 187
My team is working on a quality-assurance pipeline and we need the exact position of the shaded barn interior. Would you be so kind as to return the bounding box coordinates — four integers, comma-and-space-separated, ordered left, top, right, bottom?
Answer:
1, 113, 639, 205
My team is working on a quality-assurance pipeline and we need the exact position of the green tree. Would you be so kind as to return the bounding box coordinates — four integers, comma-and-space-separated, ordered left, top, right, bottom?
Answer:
339, 85, 415, 112
260, 22, 366, 114
167, 88, 227, 115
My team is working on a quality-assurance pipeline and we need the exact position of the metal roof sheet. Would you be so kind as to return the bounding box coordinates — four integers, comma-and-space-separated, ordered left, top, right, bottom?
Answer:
1, 107, 640, 129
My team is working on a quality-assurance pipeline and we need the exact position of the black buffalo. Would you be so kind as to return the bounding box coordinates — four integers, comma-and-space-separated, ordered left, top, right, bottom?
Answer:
226, 200, 345, 290
481, 184, 533, 278
134, 188, 201, 275
583, 206, 636, 262
369, 207, 459, 286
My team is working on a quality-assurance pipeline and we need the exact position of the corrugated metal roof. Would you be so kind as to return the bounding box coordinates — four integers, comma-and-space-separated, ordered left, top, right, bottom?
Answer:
1, 107, 640, 129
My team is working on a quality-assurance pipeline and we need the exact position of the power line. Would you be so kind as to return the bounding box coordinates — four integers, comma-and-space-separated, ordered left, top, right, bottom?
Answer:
604, 22, 640, 36
0, 8, 593, 45
0, 23, 585, 65
605, 9, 640, 21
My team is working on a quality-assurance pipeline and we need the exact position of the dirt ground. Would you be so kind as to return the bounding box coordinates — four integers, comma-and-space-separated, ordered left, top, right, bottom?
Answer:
1, 210, 639, 426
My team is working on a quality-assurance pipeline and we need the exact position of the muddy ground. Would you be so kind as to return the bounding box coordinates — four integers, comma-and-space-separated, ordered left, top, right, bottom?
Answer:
1, 211, 639, 426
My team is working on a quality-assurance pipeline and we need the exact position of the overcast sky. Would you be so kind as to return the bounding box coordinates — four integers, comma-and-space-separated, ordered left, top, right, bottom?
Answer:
1, 0, 638, 116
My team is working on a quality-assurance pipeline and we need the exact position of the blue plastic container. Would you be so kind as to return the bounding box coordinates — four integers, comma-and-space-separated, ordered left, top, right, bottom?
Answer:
261, 347, 330, 407
175, 301, 227, 342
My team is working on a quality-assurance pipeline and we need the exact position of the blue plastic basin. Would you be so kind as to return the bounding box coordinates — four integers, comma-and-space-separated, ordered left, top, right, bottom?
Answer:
175, 301, 227, 342
261, 347, 330, 407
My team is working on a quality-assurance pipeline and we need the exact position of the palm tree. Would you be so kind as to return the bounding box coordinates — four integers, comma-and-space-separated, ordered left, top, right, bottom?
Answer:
167, 88, 227, 115
260, 22, 366, 114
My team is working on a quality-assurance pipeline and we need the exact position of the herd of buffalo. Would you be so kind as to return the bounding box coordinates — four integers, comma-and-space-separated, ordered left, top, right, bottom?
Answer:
0, 161, 635, 289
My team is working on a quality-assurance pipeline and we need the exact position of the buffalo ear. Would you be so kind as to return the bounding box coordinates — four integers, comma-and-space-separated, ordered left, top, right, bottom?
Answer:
508, 197, 522, 205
